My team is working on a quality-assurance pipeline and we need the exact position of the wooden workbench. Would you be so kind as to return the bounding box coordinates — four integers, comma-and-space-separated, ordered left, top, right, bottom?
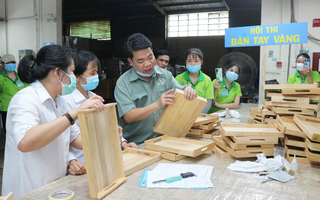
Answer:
15, 103, 320, 200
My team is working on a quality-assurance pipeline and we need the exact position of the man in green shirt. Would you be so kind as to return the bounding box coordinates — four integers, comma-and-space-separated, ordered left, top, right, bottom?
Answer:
0, 54, 28, 134
114, 33, 197, 144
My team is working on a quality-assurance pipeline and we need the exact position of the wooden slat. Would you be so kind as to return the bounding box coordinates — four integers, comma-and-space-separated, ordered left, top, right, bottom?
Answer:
153, 89, 207, 138
78, 103, 126, 200
266, 91, 320, 101
222, 135, 274, 150
282, 88, 320, 95
293, 115, 320, 142
266, 99, 319, 110
230, 136, 278, 145
122, 148, 161, 176
271, 96, 310, 104
272, 106, 315, 116
144, 135, 214, 157
262, 83, 319, 90
220, 123, 284, 137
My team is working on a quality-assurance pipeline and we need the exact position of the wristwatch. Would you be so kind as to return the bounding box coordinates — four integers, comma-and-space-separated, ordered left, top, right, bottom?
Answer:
62, 112, 75, 125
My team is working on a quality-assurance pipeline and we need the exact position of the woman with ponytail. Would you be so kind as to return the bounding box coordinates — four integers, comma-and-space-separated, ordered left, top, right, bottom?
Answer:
2, 45, 105, 197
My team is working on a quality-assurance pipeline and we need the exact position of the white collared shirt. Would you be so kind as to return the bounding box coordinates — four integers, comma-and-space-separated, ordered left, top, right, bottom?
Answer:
2, 80, 79, 197
63, 89, 127, 164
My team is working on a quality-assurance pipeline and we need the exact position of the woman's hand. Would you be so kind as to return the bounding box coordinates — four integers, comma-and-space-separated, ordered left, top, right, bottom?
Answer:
68, 160, 86, 175
303, 67, 312, 77
121, 141, 138, 150
213, 81, 221, 89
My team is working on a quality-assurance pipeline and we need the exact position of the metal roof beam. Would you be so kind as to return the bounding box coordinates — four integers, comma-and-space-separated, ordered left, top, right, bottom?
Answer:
148, 0, 166, 15
161, 1, 224, 8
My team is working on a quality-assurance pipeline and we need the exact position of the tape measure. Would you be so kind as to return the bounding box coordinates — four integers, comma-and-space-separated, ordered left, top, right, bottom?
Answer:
48, 190, 74, 200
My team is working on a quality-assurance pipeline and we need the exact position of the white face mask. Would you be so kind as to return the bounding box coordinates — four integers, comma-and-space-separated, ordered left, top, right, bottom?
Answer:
296, 63, 304, 71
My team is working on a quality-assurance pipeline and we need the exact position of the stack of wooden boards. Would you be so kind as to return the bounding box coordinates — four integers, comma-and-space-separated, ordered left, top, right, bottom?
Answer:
187, 114, 221, 138
144, 89, 215, 161
277, 115, 320, 164
262, 83, 319, 118
213, 123, 284, 158
248, 106, 277, 125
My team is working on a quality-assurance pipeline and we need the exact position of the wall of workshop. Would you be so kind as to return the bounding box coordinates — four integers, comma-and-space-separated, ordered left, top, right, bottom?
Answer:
0, 0, 61, 64
261, 0, 320, 84
0, 0, 6, 57
167, 8, 261, 83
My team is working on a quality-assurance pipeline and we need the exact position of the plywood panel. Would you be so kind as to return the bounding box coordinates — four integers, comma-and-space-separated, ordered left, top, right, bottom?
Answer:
78, 103, 126, 200
153, 89, 207, 138
294, 115, 320, 142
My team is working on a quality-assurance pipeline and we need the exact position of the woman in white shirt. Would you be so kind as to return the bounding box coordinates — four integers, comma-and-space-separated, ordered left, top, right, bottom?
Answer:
64, 50, 138, 175
1, 45, 105, 197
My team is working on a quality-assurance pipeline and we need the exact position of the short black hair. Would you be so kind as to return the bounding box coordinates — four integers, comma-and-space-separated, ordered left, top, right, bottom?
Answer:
154, 48, 170, 59
123, 33, 153, 59
74, 50, 100, 76
18, 45, 73, 84
185, 48, 203, 61
296, 53, 310, 61
225, 63, 241, 75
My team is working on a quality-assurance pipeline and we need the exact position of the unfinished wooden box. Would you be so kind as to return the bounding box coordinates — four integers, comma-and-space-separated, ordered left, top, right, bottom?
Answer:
276, 116, 306, 138
153, 89, 207, 138
213, 136, 274, 158
294, 115, 320, 142
220, 123, 284, 138
144, 135, 214, 157
122, 148, 161, 176
78, 103, 126, 200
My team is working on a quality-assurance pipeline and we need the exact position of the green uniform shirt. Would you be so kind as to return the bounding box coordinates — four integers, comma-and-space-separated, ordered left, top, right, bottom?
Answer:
287, 71, 320, 84
114, 66, 185, 145
0, 71, 28, 111
208, 77, 242, 113
175, 70, 214, 99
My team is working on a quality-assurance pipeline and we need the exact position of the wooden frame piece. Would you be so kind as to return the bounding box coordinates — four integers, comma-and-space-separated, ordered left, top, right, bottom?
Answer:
144, 135, 214, 157
276, 116, 306, 138
222, 135, 274, 150
230, 136, 278, 145
262, 83, 320, 90
187, 128, 206, 137
213, 136, 274, 158
305, 148, 320, 163
250, 107, 263, 120
212, 144, 232, 158
282, 88, 320, 95
153, 89, 207, 138
192, 114, 219, 127
293, 115, 320, 142
271, 96, 310, 104
122, 148, 161, 176
248, 117, 266, 124
286, 153, 314, 164
220, 123, 284, 137
285, 145, 306, 157
194, 120, 221, 131
266, 91, 320, 101
305, 138, 320, 152
267, 98, 319, 110
78, 103, 127, 200
0, 192, 13, 200
285, 136, 307, 148
203, 128, 220, 139
143, 147, 186, 161
272, 106, 315, 116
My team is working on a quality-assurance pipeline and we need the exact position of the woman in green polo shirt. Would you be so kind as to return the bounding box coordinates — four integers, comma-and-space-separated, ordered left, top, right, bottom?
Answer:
287, 53, 320, 84
175, 48, 214, 113
0, 54, 27, 134
208, 63, 242, 113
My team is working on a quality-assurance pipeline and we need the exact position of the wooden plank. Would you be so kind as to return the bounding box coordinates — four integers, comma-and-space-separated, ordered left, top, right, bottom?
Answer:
122, 148, 161, 176
262, 83, 320, 90
78, 103, 126, 200
282, 88, 320, 95
222, 135, 274, 150
230, 136, 278, 145
143, 147, 186, 161
144, 135, 214, 157
220, 123, 284, 137
294, 115, 320, 142
213, 136, 274, 158
272, 106, 315, 116
305, 138, 320, 152
192, 114, 219, 127
266, 91, 320, 101
276, 116, 306, 138
0, 192, 13, 200
285, 136, 307, 148
153, 89, 207, 138
305, 148, 320, 163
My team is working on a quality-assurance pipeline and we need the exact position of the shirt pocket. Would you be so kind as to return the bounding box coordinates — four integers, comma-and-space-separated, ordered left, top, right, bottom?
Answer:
132, 92, 148, 108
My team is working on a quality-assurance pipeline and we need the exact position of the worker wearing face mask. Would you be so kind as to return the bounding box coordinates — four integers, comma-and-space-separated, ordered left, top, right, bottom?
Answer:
0, 54, 27, 135
208, 63, 242, 113
287, 53, 320, 84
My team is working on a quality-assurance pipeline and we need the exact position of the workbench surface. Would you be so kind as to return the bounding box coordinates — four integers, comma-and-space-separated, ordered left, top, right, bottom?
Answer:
15, 103, 320, 200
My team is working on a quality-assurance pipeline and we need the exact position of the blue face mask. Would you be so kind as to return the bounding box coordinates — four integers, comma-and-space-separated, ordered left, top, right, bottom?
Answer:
80, 75, 99, 91
5, 63, 16, 72
58, 71, 77, 96
186, 64, 201, 73
226, 71, 239, 82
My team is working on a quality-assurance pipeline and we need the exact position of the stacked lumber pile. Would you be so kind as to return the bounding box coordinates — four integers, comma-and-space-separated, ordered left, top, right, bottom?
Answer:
213, 123, 284, 158
187, 114, 221, 138
248, 106, 277, 125
277, 115, 320, 164
262, 83, 319, 118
